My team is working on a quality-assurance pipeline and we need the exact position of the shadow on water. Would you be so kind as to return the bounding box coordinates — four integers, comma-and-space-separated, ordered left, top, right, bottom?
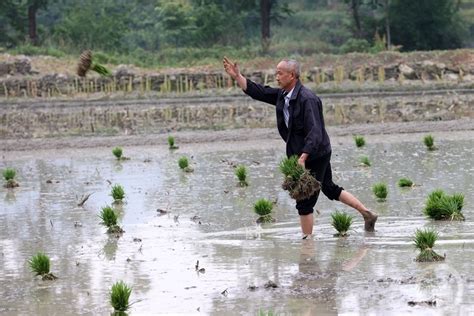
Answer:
0, 134, 473, 314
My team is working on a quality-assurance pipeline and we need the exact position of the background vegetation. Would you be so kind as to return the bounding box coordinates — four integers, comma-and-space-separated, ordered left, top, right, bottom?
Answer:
0, 0, 473, 67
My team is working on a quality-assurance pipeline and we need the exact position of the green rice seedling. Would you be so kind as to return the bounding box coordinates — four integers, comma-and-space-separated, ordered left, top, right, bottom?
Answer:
372, 182, 388, 200
331, 211, 353, 237
110, 281, 132, 313
2, 167, 19, 188
354, 135, 366, 148
423, 134, 436, 151
112, 147, 123, 160
77, 50, 111, 77
359, 156, 371, 167
168, 135, 179, 150
110, 184, 125, 202
413, 228, 445, 262
235, 165, 249, 187
28, 252, 57, 280
99, 206, 124, 234
254, 198, 274, 223
424, 189, 464, 221
279, 156, 320, 201
398, 178, 414, 187
178, 156, 193, 172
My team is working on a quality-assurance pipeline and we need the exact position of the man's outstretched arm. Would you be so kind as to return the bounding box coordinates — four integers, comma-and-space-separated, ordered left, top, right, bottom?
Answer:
223, 56, 247, 91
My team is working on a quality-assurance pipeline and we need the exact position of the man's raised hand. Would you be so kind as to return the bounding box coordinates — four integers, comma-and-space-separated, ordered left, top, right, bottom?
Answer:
223, 56, 240, 80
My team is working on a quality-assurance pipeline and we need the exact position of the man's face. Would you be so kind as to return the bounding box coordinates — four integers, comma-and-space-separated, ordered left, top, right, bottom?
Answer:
276, 61, 295, 90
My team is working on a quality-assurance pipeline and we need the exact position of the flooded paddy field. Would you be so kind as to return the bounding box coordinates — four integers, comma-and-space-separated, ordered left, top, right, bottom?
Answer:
1, 130, 473, 315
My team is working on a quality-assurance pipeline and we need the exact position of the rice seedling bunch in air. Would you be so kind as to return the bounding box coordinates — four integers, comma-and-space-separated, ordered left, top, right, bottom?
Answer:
279, 156, 320, 201
354, 135, 366, 148
110, 281, 132, 312
423, 134, 436, 151
424, 189, 464, 221
254, 198, 274, 223
2, 167, 19, 188
398, 178, 413, 187
331, 211, 353, 237
235, 165, 249, 187
413, 228, 445, 262
77, 50, 111, 77
28, 252, 57, 280
372, 182, 388, 200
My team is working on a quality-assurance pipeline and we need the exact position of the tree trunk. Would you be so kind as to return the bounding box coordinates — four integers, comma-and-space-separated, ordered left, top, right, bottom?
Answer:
350, 0, 362, 38
28, 4, 38, 45
385, 0, 391, 49
260, 0, 271, 54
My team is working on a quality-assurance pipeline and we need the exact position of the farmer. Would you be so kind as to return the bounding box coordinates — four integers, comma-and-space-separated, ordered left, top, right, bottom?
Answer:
223, 57, 378, 238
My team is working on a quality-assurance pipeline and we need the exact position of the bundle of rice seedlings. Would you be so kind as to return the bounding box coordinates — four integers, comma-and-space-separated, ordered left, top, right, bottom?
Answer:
354, 135, 366, 148
398, 177, 414, 187
178, 156, 194, 172
423, 134, 436, 151
28, 252, 57, 280
112, 147, 123, 160
99, 206, 124, 234
254, 198, 275, 223
110, 281, 132, 313
424, 189, 464, 221
77, 50, 111, 77
111, 184, 125, 203
235, 165, 249, 187
331, 211, 353, 237
2, 167, 19, 188
372, 182, 388, 200
359, 155, 371, 167
413, 228, 445, 262
168, 136, 179, 150
279, 156, 320, 201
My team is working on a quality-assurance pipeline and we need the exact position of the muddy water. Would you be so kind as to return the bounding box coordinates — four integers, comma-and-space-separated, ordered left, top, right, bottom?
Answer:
0, 132, 473, 315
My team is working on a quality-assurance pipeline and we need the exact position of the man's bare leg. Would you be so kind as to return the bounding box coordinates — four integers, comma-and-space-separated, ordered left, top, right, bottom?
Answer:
300, 213, 313, 237
338, 190, 378, 231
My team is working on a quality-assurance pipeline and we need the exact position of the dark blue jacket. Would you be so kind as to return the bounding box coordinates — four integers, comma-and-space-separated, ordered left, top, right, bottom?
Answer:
244, 79, 331, 160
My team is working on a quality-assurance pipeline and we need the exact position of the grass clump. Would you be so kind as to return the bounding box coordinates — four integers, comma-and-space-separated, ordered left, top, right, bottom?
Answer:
413, 228, 445, 262
372, 182, 388, 200
359, 156, 371, 167
2, 167, 19, 188
235, 165, 249, 187
331, 211, 353, 237
354, 135, 366, 148
111, 184, 125, 203
178, 156, 194, 172
168, 136, 179, 150
28, 252, 57, 280
423, 134, 436, 151
99, 206, 124, 234
424, 189, 465, 221
279, 156, 320, 201
110, 281, 132, 313
254, 198, 274, 223
398, 177, 414, 187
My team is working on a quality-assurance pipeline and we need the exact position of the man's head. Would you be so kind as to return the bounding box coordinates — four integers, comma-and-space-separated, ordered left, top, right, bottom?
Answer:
276, 59, 300, 91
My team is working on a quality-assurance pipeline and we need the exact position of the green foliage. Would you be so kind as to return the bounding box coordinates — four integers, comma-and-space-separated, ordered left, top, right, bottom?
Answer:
168, 136, 178, 149
235, 165, 249, 187
424, 189, 464, 220
112, 147, 123, 159
110, 281, 132, 312
398, 178, 413, 187
372, 182, 388, 200
340, 38, 371, 53
331, 211, 353, 236
423, 135, 435, 150
360, 156, 371, 167
2, 168, 16, 181
111, 184, 125, 202
99, 206, 118, 228
254, 198, 273, 217
28, 252, 50, 276
354, 135, 366, 147
91, 63, 111, 77
413, 228, 445, 262
178, 156, 189, 170
279, 156, 304, 181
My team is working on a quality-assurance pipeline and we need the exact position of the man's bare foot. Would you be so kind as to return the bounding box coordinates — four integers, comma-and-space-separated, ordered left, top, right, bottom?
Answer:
363, 210, 378, 232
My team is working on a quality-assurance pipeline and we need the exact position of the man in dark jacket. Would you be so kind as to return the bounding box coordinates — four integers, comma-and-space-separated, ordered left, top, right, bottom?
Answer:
223, 57, 378, 238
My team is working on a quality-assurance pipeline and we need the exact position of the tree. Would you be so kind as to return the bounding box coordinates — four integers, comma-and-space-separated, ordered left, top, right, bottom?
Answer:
260, 0, 292, 54
27, 0, 49, 45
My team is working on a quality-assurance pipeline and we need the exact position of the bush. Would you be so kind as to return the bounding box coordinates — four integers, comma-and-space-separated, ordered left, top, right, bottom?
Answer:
340, 39, 371, 54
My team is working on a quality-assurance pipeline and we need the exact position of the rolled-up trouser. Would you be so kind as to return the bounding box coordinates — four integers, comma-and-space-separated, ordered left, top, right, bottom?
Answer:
296, 151, 343, 216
